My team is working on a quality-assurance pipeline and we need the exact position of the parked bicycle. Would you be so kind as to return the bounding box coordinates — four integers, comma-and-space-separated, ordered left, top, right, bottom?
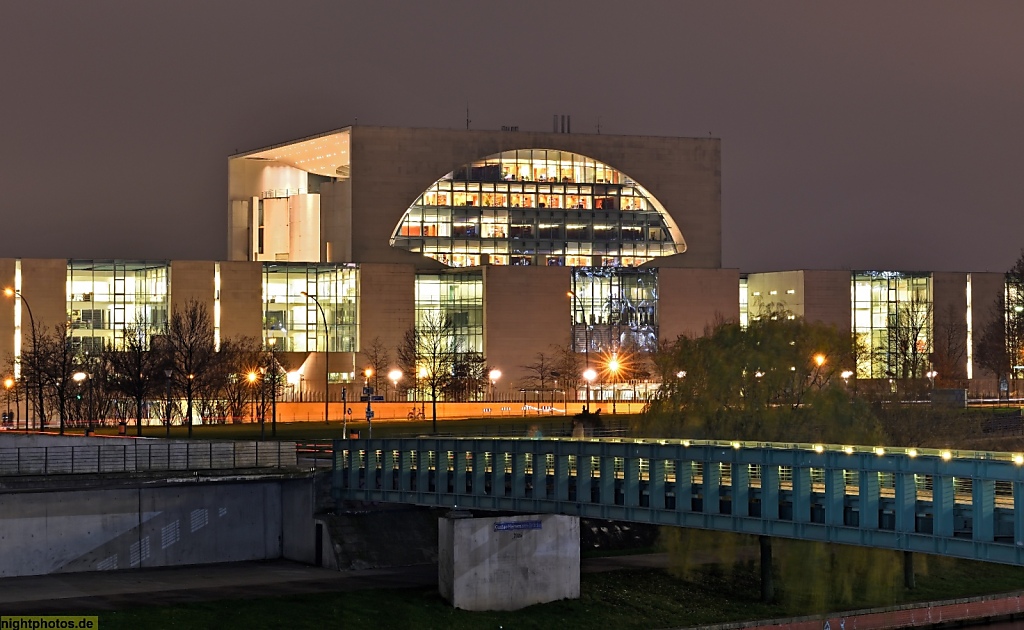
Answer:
407, 408, 425, 421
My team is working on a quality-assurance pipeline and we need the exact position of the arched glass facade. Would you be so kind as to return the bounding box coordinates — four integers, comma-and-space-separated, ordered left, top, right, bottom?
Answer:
391, 149, 683, 268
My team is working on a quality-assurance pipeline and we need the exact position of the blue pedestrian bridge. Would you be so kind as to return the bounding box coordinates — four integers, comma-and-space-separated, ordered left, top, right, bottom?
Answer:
333, 437, 1024, 566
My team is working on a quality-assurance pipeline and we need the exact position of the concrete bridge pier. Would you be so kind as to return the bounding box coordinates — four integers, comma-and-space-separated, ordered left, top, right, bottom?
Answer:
904, 550, 916, 589
759, 535, 774, 602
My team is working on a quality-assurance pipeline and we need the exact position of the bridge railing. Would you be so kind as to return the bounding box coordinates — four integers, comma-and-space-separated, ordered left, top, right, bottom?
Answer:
334, 435, 1024, 566
0, 440, 298, 476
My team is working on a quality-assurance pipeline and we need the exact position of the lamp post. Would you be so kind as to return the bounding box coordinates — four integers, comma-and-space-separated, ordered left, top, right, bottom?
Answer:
608, 354, 620, 414
164, 368, 173, 438
3, 377, 12, 429
72, 371, 90, 434
583, 368, 597, 412
364, 367, 374, 439
567, 291, 590, 410
5, 288, 43, 432
489, 369, 501, 401
926, 370, 938, 390
418, 366, 427, 419
301, 291, 330, 426
388, 369, 402, 402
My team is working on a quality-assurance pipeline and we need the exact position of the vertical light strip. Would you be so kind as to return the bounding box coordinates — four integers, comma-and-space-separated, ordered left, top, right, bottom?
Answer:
12, 261, 22, 379
214, 263, 222, 351
966, 274, 973, 380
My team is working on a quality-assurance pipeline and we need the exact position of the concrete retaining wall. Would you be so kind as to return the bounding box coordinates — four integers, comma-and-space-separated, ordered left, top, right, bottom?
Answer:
0, 477, 314, 577
439, 512, 580, 611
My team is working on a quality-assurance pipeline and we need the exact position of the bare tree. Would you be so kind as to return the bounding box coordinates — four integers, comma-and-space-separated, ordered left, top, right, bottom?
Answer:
362, 336, 390, 394
219, 336, 264, 424
551, 339, 583, 401
396, 328, 419, 401
887, 296, 932, 382
412, 311, 460, 432
104, 318, 164, 436
444, 352, 488, 402
164, 299, 217, 438
33, 323, 82, 434
521, 352, 557, 396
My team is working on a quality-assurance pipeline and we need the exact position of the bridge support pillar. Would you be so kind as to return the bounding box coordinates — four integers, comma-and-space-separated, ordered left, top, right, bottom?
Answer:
759, 535, 774, 603
439, 513, 580, 611
903, 550, 915, 589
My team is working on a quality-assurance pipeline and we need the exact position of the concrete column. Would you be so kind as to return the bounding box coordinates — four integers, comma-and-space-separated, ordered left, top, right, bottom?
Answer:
903, 550, 916, 589
732, 462, 749, 517
577, 455, 592, 504
761, 465, 780, 520
825, 469, 844, 526
792, 466, 810, 522
933, 475, 954, 537
346, 445, 360, 491
650, 459, 666, 510
455, 450, 469, 495
675, 459, 693, 512
364, 447, 378, 494
416, 448, 431, 494
532, 451, 547, 501
382, 448, 396, 492
555, 454, 570, 502
759, 535, 774, 602
599, 456, 615, 505
624, 457, 640, 507
1014, 482, 1024, 546
512, 452, 527, 499
859, 470, 880, 529
399, 449, 413, 492
894, 473, 917, 533
472, 448, 488, 497
973, 478, 995, 542
703, 460, 721, 514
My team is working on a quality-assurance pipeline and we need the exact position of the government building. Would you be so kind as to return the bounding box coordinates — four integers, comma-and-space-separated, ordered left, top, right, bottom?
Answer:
0, 125, 1013, 407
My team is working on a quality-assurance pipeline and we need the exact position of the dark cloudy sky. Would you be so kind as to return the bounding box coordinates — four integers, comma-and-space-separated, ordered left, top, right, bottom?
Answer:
1, 1, 1022, 273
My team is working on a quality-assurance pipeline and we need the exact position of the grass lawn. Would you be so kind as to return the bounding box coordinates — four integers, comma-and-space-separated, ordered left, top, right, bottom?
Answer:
74, 556, 1024, 630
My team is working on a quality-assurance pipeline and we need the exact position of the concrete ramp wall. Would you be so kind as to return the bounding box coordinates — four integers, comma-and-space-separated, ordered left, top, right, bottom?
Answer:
0, 478, 314, 578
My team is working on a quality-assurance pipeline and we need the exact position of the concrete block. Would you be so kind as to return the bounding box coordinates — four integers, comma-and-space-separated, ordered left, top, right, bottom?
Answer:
439, 512, 580, 611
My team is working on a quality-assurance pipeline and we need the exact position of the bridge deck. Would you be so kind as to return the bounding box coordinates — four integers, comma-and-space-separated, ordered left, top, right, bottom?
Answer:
333, 437, 1024, 566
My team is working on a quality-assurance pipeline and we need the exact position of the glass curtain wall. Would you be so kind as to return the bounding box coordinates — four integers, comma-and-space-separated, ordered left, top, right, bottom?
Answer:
852, 271, 933, 379
392, 149, 679, 268
262, 263, 359, 358
67, 260, 169, 353
570, 267, 659, 354
414, 271, 484, 354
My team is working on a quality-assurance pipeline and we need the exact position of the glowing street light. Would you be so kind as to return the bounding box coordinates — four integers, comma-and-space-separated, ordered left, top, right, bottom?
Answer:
3, 377, 12, 430
489, 369, 501, 401
607, 354, 621, 414
5, 288, 43, 432
926, 370, 938, 389
300, 291, 330, 427
567, 291, 591, 410
814, 354, 826, 367
388, 369, 402, 401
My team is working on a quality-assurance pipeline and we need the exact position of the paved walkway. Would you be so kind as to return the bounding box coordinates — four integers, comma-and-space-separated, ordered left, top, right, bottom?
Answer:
0, 554, 672, 614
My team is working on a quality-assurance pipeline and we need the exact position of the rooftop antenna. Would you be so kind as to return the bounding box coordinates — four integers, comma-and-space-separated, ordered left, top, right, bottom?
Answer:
466, 103, 471, 130
596, 117, 602, 135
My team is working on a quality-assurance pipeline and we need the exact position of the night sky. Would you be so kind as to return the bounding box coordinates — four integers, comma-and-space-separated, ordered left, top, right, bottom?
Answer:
1, 2, 1022, 273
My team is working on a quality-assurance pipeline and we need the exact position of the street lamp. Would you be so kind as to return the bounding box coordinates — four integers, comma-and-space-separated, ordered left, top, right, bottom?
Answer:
247, 370, 259, 428
418, 366, 427, 420
814, 354, 826, 367
3, 377, 12, 429
300, 291, 330, 426
489, 369, 501, 401
926, 370, 938, 389
388, 369, 402, 402
841, 370, 853, 387
72, 371, 90, 434
164, 368, 173, 438
608, 354, 620, 414
583, 368, 597, 411
567, 291, 590, 410
5, 288, 43, 432
364, 367, 374, 439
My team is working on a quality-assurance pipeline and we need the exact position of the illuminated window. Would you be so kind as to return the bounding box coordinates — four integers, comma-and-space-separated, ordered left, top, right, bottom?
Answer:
391, 149, 683, 268
67, 260, 169, 353
262, 263, 359, 353
570, 267, 658, 353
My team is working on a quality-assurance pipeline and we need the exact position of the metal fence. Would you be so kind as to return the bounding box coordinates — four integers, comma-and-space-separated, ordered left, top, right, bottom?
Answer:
0, 441, 298, 476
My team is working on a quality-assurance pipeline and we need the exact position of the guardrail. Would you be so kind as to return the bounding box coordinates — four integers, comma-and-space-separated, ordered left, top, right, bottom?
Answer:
0, 441, 298, 476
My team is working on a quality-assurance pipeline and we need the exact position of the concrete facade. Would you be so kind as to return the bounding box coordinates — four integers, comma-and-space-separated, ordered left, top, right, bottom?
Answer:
0, 476, 315, 578
438, 513, 580, 611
